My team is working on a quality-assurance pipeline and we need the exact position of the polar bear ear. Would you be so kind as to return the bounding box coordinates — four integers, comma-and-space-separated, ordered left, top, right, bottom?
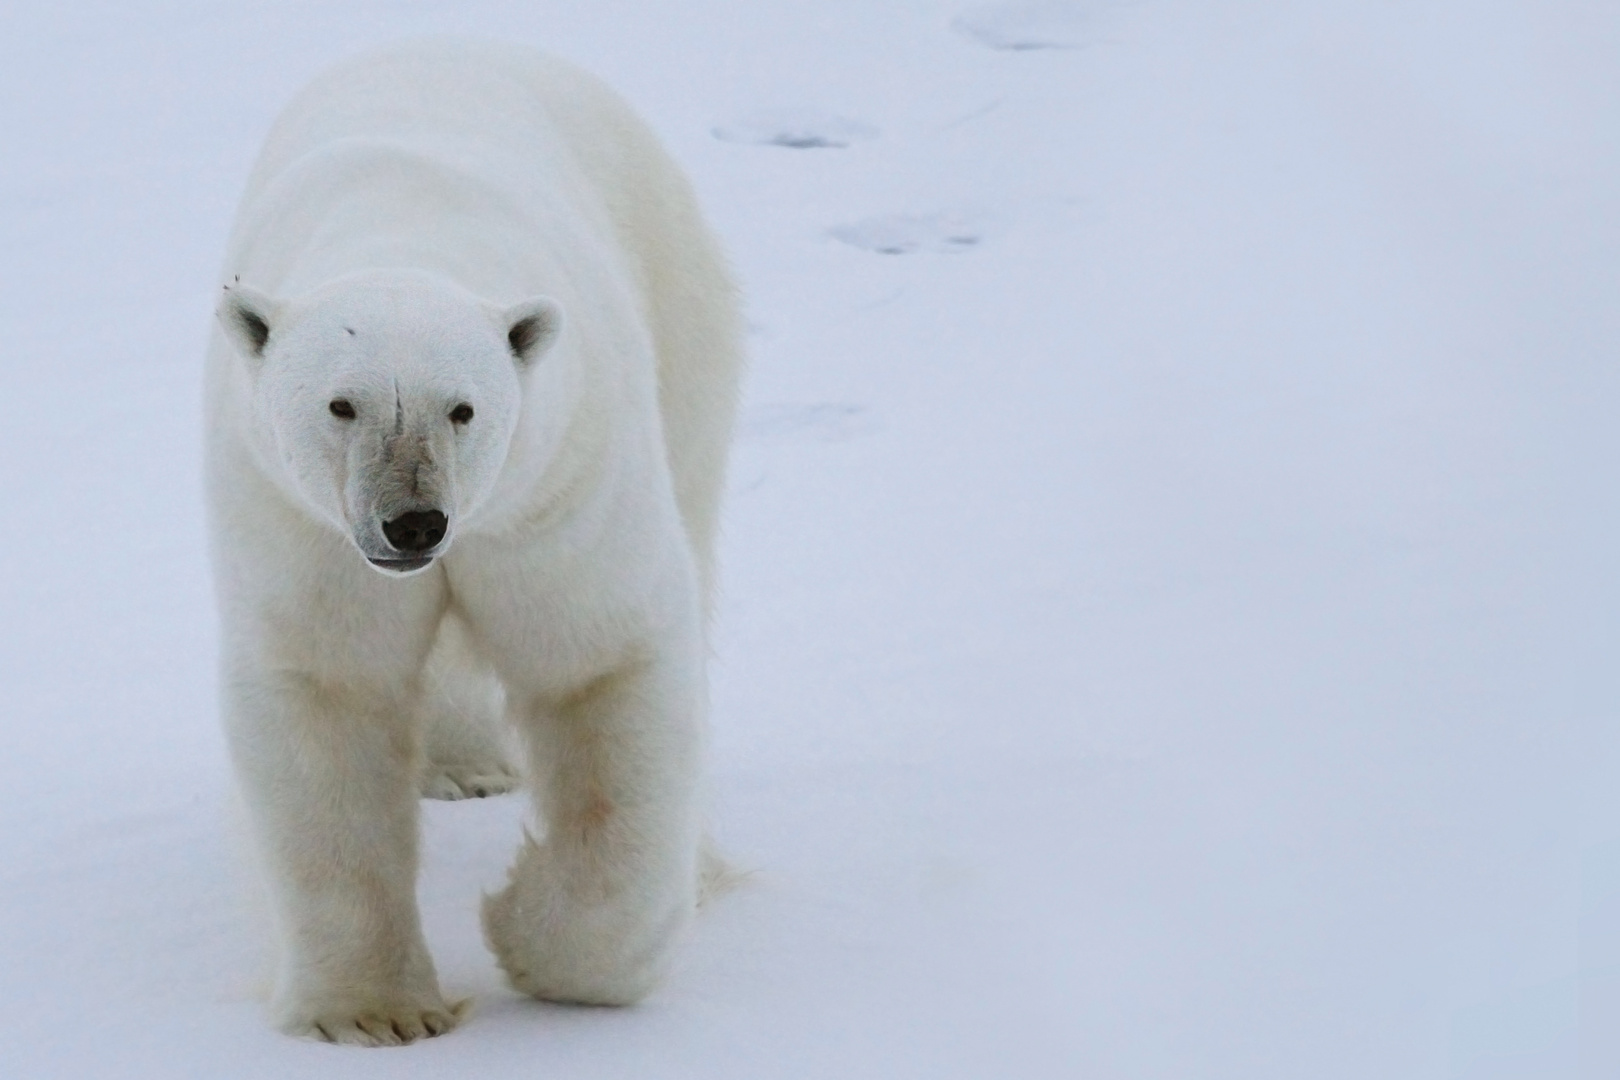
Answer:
218, 283, 282, 362
498, 296, 564, 368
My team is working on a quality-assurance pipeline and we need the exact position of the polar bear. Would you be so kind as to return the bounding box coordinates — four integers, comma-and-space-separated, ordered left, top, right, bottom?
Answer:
205, 40, 742, 1045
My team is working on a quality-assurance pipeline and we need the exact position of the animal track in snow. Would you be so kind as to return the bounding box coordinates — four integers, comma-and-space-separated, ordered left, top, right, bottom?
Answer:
740, 403, 879, 443
712, 109, 879, 149
829, 210, 988, 255
953, 2, 1098, 50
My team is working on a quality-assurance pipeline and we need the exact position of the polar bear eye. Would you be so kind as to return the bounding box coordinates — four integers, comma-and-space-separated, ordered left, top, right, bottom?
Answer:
329, 399, 356, 420
449, 403, 474, 425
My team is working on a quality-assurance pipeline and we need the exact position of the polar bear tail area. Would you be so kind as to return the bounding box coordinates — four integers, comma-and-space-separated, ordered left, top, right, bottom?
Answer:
698, 834, 751, 903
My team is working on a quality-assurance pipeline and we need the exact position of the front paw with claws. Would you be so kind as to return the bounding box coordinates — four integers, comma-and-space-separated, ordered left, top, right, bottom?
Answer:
282, 997, 468, 1047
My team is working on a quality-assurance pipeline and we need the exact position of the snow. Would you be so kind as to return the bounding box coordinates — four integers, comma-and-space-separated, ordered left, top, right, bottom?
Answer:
1, 1, 1617, 1076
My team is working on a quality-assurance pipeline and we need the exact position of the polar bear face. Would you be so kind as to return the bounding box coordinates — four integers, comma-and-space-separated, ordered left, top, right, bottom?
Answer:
219, 271, 562, 575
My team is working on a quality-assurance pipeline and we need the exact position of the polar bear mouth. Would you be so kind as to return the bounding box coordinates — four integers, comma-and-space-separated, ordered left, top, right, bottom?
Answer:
366, 555, 436, 574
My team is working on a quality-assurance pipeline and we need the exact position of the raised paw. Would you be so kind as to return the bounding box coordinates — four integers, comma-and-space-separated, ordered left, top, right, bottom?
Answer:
481, 834, 693, 1006
286, 998, 468, 1047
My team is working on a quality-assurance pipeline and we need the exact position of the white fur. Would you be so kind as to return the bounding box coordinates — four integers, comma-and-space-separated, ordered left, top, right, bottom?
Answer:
206, 40, 741, 1046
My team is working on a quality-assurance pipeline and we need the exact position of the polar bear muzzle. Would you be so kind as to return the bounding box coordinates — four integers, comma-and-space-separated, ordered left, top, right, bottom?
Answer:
351, 411, 459, 574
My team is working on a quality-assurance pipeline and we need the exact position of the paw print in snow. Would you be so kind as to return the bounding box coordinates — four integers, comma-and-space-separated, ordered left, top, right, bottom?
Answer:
954, 2, 1098, 51
829, 210, 989, 255
713, 109, 879, 149
741, 403, 879, 443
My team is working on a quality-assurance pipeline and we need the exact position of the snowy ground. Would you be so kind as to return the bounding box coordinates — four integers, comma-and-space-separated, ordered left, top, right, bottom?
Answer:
1, 1, 1617, 1077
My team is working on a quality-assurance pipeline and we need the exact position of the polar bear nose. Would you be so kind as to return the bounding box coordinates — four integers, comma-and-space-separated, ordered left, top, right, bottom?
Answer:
382, 510, 448, 553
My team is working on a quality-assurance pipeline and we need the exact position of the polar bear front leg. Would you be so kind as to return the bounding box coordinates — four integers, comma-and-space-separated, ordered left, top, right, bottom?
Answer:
226, 669, 461, 1045
483, 656, 702, 1005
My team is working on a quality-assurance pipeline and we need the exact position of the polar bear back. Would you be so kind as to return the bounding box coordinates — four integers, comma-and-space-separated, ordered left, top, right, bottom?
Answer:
226, 40, 741, 600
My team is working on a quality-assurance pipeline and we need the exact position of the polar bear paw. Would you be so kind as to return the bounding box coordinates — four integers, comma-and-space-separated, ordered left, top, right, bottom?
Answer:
481, 836, 693, 1006
420, 760, 521, 800
281, 995, 469, 1047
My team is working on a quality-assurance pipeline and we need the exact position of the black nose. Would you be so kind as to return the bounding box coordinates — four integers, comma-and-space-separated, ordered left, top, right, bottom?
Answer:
382, 510, 447, 553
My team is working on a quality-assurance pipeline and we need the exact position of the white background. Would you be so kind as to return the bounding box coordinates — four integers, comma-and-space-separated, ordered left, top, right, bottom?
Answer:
0, 2, 1616, 1076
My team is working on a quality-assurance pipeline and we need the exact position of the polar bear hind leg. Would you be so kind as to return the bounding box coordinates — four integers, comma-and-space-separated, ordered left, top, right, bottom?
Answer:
416, 611, 521, 800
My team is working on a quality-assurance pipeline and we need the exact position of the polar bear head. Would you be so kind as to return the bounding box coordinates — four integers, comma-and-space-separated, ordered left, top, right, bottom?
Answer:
218, 269, 563, 576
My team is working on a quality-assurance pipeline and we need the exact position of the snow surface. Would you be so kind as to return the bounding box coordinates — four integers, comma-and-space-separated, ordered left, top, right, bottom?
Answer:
1, 1, 1618, 1077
